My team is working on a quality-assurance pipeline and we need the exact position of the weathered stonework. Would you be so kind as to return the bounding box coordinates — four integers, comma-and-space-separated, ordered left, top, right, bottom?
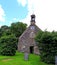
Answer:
18, 14, 40, 54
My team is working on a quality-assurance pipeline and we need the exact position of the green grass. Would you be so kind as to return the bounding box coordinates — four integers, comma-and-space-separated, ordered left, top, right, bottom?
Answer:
0, 52, 53, 65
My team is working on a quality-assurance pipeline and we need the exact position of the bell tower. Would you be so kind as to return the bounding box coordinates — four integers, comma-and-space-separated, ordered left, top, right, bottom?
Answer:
30, 14, 36, 25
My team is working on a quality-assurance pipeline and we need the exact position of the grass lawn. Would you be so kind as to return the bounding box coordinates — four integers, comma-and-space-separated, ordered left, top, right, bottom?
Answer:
0, 51, 54, 65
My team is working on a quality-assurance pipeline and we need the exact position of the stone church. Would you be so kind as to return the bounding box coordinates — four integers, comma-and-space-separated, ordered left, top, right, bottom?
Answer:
18, 14, 40, 54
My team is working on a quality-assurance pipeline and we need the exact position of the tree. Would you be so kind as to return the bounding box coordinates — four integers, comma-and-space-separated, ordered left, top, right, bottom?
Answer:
0, 25, 11, 36
10, 22, 27, 38
35, 31, 57, 64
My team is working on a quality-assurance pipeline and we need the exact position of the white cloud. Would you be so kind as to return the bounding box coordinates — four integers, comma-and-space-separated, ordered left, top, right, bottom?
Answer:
17, 0, 27, 7
0, 5, 6, 22
17, 0, 57, 31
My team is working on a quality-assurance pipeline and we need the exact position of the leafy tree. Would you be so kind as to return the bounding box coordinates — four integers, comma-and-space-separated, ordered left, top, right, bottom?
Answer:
10, 22, 27, 38
0, 25, 11, 36
35, 31, 57, 64
1, 25, 9, 30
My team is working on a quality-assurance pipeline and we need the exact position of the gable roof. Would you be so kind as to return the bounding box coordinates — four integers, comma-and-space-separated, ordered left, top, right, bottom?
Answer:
19, 24, 41, 40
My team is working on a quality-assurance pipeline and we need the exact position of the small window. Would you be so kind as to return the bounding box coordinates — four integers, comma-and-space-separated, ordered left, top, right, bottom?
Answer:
30, 26, 35, 30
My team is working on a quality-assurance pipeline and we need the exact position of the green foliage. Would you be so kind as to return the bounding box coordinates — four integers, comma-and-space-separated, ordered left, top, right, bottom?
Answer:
0, 22, 27, 51
0, 22, 27, 38
0, 34, 17, 56
0, 25, 11, 37
10, 22, 27, 38
35, 31, 57, 64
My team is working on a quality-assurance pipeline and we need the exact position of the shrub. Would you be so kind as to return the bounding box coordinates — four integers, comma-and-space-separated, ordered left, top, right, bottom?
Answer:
35, 31, 57, 64
0, 34, 17, 56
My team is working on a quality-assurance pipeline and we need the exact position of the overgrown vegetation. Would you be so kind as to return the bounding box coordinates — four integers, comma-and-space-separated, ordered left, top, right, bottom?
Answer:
35, 31, 57, 64
0, 22, 27, 56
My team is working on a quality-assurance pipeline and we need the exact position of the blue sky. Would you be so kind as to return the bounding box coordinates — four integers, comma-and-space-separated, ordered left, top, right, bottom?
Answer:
0, 0, 57, 31
0, 0, 28, 26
